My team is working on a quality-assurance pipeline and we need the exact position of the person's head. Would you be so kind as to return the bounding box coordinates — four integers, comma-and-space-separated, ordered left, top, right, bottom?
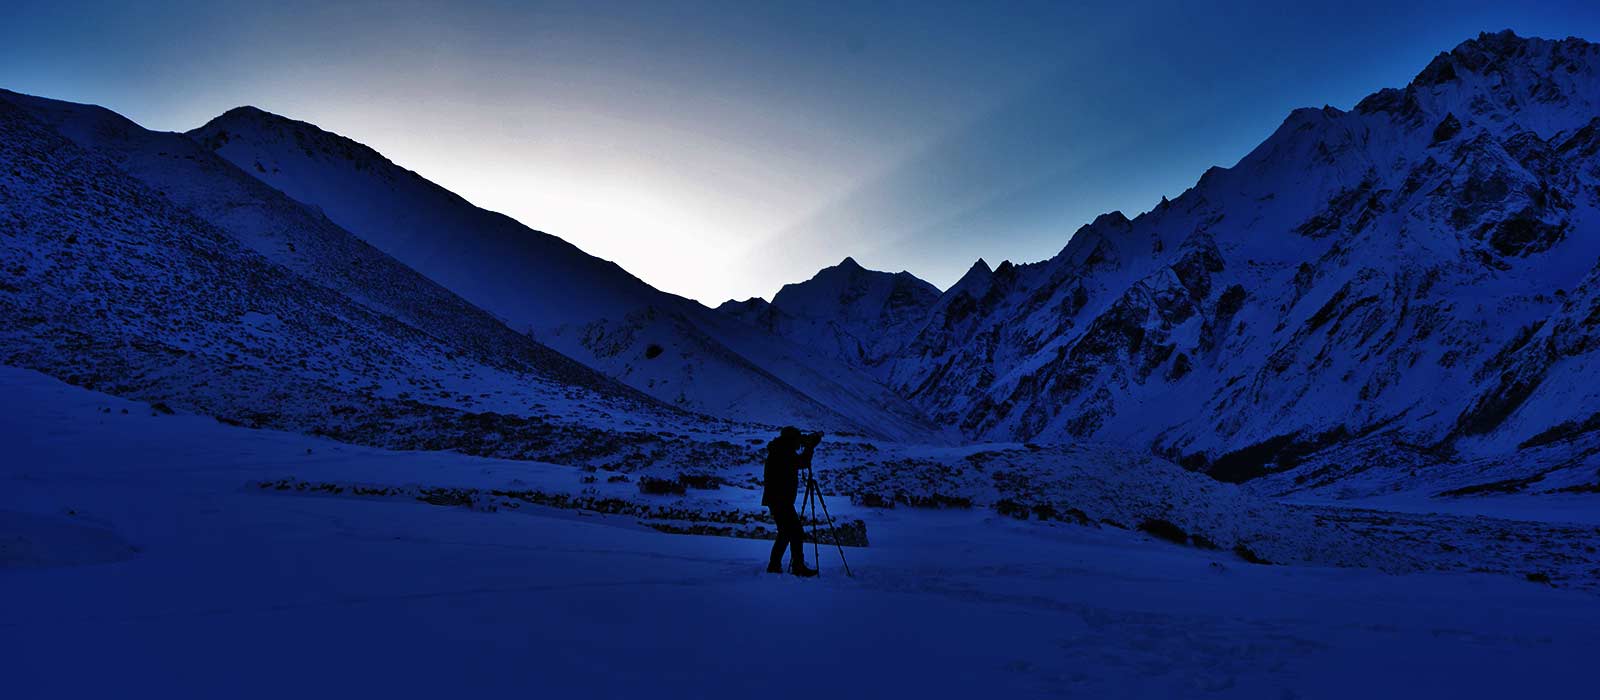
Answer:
778, 426, 801, 444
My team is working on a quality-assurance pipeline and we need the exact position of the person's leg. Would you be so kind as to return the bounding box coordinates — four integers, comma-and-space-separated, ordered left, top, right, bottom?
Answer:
786, 512, 805, 565
769, 502, 814, 573
767, 504, 793, 571
778, 506, 815, 575
769, 531, 788, 564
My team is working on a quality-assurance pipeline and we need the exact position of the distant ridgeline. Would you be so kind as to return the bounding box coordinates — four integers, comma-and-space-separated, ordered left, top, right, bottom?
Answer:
719, 32, 1600, 489
6, 32, 1600, 497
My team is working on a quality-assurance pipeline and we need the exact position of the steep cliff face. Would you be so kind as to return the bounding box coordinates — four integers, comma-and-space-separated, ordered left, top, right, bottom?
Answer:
751, 32, 1600, 485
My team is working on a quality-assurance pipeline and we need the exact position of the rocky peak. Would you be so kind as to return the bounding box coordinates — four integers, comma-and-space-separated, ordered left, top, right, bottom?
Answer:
945, 258, 994, 297
963, 257, 993, 279
715, 297, 770, 314
1354, 31, 1600, 141
772, 256, 938, 317
190, 105, 401, 176
1417, 30, 1554, 85
1090, 210, 1132, 230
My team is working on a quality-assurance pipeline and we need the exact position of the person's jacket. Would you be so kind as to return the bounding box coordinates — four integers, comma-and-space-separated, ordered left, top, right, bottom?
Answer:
761, 438, 813, 506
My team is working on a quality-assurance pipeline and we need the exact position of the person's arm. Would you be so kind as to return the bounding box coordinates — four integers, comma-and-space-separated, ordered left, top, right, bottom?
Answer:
779, 444, 810, 473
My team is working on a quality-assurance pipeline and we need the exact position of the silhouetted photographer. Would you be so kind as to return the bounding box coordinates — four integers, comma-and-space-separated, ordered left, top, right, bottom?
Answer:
762, 426, 823, 576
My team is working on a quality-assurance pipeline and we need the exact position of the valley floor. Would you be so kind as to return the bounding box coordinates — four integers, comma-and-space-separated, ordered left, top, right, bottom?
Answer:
2, 365, 1597, 698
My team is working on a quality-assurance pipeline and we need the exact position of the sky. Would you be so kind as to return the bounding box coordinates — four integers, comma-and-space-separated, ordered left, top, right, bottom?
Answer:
5, 1, 1600, 305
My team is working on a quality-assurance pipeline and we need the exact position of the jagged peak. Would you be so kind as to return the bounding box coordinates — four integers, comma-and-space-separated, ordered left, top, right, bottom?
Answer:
945, 257, 994, 297
715, 297, 770, 313
1090, 210, 1131, 229
1351, 31, 1600, 122
1414, 31, 1599, 89
815, 255, 935, 293
1454, 29, 1541, 61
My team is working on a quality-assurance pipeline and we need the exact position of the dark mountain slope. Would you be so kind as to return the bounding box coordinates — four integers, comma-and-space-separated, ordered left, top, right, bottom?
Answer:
188, 107, 943, 440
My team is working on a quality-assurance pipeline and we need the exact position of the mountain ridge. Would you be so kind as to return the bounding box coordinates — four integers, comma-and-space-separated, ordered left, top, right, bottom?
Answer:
6, 30, 1598, 495
719, 256, 943, 377
0, 89, 694, 453
188, 103, 945, 441
741, 30, 1600, 493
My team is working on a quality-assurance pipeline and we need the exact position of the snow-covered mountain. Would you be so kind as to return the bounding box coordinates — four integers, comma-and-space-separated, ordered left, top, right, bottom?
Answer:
0, 89, 674, 443
717, 256, 940, 376
9, 29, 1600, 495
187, 108, 941, 441
735, 31, 1600, 489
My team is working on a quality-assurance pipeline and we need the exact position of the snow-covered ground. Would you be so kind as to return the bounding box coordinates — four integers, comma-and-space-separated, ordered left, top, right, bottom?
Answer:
4, 365, 1597, 698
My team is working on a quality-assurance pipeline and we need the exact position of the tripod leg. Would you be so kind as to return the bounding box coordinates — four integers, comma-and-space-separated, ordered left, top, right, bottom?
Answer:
804, 476, 821, 575
812, 484, 854, 578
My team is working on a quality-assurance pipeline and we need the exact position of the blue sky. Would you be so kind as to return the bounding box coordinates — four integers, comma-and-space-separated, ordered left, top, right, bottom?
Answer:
5, 0, 1599, 304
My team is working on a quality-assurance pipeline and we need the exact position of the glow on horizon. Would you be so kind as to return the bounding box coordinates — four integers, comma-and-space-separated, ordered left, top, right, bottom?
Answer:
5, 1, 1600, 305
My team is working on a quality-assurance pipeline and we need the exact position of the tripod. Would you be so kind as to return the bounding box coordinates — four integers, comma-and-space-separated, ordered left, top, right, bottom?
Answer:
799, 465, 853, 577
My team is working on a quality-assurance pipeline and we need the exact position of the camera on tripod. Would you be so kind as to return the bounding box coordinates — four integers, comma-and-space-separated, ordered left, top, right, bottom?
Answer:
788, 428, 851, 577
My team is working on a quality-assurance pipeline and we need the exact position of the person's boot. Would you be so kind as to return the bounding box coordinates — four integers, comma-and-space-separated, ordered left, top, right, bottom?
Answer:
790, 560, 818, 577
766, 559, 784, 574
